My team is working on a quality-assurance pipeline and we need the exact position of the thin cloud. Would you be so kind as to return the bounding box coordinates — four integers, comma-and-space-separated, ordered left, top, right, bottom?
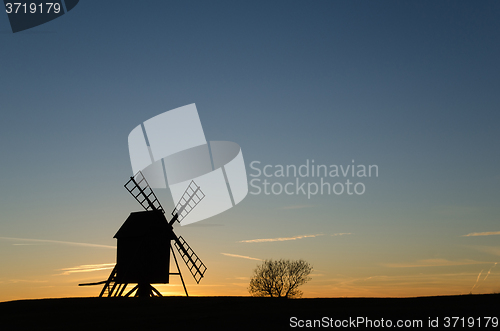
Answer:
239, 234, 324, 243
57, 263, 115, 275
0, 237, 115, 249
462, 231, 500, 237
384, 258, 494, 268
483, 262, 498, 282
239, 233, 351, 243
221, 253, 263, 261
470, 269, 484, 292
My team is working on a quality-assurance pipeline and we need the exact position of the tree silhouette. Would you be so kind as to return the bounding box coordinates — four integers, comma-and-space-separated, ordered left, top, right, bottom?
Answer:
248, 259, 312, 298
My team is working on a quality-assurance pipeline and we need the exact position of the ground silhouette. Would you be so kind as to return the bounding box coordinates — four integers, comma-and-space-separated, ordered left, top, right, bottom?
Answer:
0, 294, 498, 330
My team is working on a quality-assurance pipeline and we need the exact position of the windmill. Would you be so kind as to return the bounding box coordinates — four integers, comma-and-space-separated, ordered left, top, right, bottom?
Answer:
79, 171, 207, 297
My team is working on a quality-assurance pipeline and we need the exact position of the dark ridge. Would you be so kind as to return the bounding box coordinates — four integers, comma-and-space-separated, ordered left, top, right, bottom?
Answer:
1, 294, 498, 330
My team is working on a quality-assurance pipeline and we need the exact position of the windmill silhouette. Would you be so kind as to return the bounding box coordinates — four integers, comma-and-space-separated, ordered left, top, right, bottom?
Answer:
80, 171, 207, 297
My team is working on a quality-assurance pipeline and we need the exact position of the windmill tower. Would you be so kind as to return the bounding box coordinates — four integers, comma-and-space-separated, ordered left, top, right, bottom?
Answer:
80, 171, 207, 297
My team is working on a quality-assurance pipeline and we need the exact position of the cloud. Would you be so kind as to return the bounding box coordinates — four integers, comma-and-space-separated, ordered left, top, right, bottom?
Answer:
462, 231, 500, 237
470, 269, 484, 292
483, 262, 498, 282
384, 258, 494, 268
0, 237, 115, 249
57, 263, 115, 275
221, 253, 263, 261
331, 233, 352, 237
239, 234, 324, 243
239, 233, 351, 243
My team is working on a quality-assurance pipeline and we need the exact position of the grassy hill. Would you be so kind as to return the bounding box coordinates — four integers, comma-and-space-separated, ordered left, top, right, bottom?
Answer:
1, 294, 498, 330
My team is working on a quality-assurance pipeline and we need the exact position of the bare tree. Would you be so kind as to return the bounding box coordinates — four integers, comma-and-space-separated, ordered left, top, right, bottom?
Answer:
248, 259, 312, 298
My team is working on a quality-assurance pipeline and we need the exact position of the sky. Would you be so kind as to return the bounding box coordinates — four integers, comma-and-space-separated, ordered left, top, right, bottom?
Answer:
0, 0, 499, 302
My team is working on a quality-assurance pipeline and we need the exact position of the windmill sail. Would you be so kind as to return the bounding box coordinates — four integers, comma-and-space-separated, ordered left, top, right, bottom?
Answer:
173, 236, 207, 283
124, 171, 165, 213
170, 180, 205, 224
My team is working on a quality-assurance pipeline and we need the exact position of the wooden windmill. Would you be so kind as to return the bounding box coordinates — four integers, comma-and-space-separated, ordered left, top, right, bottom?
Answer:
80, 171, 207, 297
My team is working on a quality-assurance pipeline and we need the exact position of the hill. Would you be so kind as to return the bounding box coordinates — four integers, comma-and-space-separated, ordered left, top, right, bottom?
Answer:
1, 294, 498, 330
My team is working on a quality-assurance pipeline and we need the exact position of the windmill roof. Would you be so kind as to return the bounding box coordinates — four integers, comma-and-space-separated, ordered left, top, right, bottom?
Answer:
114, 210, 170, 238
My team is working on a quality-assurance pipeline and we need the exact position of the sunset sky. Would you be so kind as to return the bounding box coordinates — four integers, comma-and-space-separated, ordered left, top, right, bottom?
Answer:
1, 1, 499, 302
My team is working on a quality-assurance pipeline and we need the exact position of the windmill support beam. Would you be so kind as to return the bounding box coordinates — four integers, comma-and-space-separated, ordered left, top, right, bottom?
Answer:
78, 280, 107, 286
117, 283, 129, 296
171, 245, 189, 297
151, 286, 163, 297
124, 284, 139, 297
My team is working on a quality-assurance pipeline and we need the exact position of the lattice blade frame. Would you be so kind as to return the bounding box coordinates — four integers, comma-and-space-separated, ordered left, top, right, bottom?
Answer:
173, 235, 207, 283
124, 171, 164, 213
171, 180, 205, 223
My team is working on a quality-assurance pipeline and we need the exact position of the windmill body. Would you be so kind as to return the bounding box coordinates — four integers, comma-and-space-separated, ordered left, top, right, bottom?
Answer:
114, 211, 172, 285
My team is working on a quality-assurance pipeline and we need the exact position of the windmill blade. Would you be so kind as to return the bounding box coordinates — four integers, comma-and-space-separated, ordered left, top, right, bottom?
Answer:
173, 235, 207, 283
170, 180, 205, 224
124, 171, 165, 213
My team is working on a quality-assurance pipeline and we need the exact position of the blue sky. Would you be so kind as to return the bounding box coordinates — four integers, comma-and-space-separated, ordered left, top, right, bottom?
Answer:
0, 1, 499, 300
